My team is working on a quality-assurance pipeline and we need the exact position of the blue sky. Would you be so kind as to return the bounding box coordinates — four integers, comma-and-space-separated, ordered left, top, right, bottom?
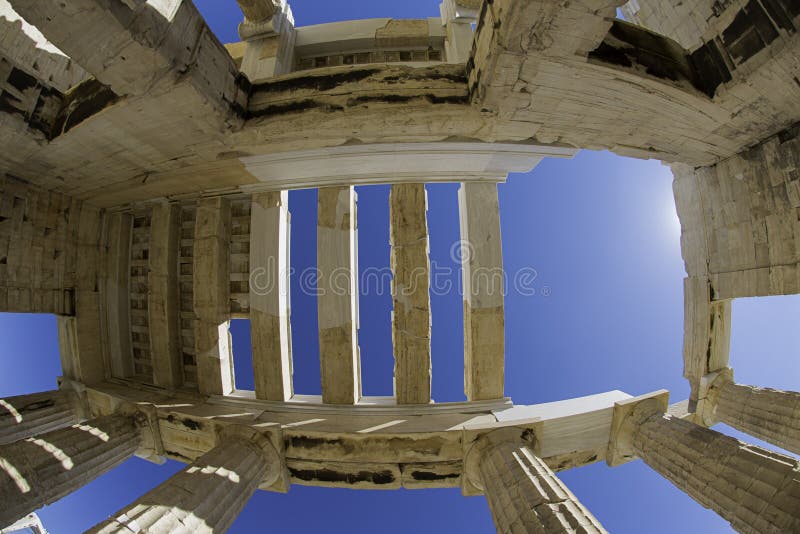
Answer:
1, 1, 799, 532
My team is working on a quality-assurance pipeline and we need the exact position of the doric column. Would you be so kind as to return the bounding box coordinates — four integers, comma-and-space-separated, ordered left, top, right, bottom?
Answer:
0, 415, 141, 527
88, 427, 282, 533
703, 371, 800, 456
0, 390, 81, 446
609, 392, 800, 534
472, 432, 607, 533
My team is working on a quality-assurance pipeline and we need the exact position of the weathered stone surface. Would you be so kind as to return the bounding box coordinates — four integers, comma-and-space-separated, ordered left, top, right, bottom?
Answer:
390, 183, 431, 404
88, 432, 278, 533
0, 415, 141, 527
0, 390, 80, 445
476, 433, 607, 533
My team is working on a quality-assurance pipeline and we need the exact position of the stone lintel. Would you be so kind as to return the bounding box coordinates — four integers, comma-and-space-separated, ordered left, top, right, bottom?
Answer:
193, 197, 234, 396
317, 186, 360, 405
249, 191, 293, 402
459, 182, 505, 401
390, 183, 432, 405
606, 389, 670, 467
148, 203, 183, 389
105, 213, 134, 379
9, 0, 245, 117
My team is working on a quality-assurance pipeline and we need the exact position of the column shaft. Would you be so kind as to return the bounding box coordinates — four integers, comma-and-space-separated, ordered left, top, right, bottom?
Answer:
0, 415, 140, 526
89, 438, 269, 533
479, 440, 607, 533
0, 390, 80, 446
632, 412, 800, 533
715, 382, 800, 455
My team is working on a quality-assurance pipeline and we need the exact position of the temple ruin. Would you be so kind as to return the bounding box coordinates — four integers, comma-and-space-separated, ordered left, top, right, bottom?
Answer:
0, 0, 799, 531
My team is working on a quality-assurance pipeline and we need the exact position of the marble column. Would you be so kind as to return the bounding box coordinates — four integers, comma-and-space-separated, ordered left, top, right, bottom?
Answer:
477, 436, 607, 533
88, 431, 281, 533
630, 406, 800, 533
0, 415, 141, 526
711, 380, 800, 456
0, 390, 81, 445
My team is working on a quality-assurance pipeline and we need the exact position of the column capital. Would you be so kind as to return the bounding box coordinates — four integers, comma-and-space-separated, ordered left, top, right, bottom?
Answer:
57, 376, 91, 420
217, 424, 287, 491
463, 426, 537, 493
118, 402, 166, 464
606, 390, 669, 467
238, 0, 293, 41
696, 367, 734, 426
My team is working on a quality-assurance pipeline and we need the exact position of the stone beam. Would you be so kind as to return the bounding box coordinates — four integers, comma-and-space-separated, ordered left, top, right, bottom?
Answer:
8, 0, 245, 119
105, 213, 133, 378
0, 9, 88, 157
193, 198, 234, 396
250, 191, 293, 401
471, 0, 800, 166
148, 203, 183, 389
85, 383, 628, 491
317, 186, 360, 405
390, 184, 431, 405
459, 183, 504, 401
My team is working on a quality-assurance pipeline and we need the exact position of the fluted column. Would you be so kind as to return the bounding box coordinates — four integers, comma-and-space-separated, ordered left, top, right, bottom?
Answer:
89, 429, 282, 533
629, 405, 800, 533
710, 380, 800, 456
474, 434, 607, 533
0, 390, 81, 445
0, 415, 141, 526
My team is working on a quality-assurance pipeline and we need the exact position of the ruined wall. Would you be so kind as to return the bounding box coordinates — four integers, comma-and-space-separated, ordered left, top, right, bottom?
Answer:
674, 124, 800, 300
0, 175, 92, 314
0, 11, 88, 92
621, 0, 719, 50
622, 0, 800, 58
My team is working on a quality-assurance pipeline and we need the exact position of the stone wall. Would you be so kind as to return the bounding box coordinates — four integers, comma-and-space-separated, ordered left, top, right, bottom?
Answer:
621, 0, 719, 50
674, 124, 800, 300
0, 175, 92, 315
